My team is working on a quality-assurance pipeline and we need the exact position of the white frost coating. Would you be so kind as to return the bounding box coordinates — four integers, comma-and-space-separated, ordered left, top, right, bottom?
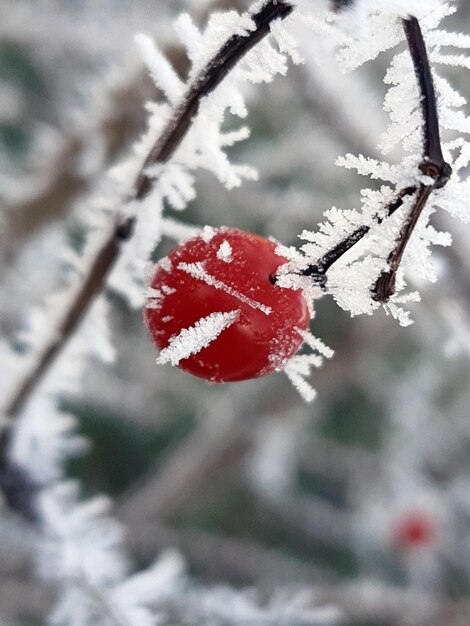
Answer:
145, 286, 164, 310
156, 310, 240, 366
282, 329, 333, 402
216, 240, 233, 263
190, 11, 256, 78
134, 33, 184, 105
178, 261, 272, 315
284, 362, 317, 403
324, 1, 443, 59
158, 256, 173, 272
296, 328, 335, 359
200, 225, 216, 243
334, 0, 442, 20
145, 286, 163, 300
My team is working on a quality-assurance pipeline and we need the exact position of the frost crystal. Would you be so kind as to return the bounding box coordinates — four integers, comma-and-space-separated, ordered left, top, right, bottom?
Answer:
216, 240, 234, 263
283, 329, 334, 403
156, 310, 240, 366
179, 261, 273, 315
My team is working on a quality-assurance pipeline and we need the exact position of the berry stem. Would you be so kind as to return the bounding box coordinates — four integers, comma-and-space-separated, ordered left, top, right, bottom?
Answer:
302, 187, 416, 286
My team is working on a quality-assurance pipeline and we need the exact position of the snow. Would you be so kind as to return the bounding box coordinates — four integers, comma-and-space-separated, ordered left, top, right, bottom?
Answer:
178, 261, 273, 315
156, 310, 240, 366
134, 33, 184, 105
282, 332, 333, 402
216, 240, 234, 263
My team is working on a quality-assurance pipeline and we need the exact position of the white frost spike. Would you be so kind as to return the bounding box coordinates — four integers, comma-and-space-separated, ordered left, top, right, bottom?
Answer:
201, 225, 216, 243
157, 310, 240, 366
178, 261, 272, 315
220, 126, 251, 147
336, 154, 401, 184
161, 217, 202, 243
340, 0, 442, 19
216, 240, 233, 263
384, 290, 421, 327
135, 33, 184, 105
270, 18, 304, 65
284, 361, 317, 404
145, 286, 163, 300
282, 329, 334, 402
111, 550, 185, 624
297, 329, 335, 359
174, 13, 204, 65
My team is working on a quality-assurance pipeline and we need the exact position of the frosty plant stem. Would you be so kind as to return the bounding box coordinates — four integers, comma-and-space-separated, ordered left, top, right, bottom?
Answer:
372, 16, 452, 303
135, 0, 294, 201
304, 17, 452, 301
301, 186, 417, 286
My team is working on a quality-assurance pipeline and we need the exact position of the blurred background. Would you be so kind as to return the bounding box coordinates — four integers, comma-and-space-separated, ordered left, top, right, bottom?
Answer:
2, 1, 470, 625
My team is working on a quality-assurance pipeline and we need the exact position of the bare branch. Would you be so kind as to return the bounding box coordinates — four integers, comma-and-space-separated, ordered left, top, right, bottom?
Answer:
371, 184, 432, 302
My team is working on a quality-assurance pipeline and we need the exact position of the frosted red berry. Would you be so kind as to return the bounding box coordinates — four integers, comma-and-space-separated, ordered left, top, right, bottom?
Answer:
393, 511, 435, 550
144, 227, 310, 383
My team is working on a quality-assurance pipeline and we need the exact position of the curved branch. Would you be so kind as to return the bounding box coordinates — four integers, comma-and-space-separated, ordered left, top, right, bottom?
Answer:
371, 16, 452, 302
302, 17, 452, 298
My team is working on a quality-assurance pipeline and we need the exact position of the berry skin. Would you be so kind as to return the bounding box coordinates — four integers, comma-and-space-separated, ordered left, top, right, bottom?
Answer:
144, 227, 310, 383
393, 511, 435, 551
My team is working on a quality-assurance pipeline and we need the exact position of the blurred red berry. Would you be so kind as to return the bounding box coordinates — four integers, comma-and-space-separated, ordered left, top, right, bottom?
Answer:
144, 227, 309, 383
393, 511, 435, 550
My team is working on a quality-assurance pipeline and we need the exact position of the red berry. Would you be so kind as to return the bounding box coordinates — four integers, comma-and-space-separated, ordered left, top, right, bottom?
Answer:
393, 511, 435, 550
144, 227, 310, 383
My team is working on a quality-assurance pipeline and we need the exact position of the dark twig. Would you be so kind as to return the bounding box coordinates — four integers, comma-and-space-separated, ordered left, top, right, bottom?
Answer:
303, 17, 452, 301
372, 16, 452, 302
302, 187, 416, 287
135, 0, 294, 200
371, 184, 432, 302
404, 17, 447, 172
